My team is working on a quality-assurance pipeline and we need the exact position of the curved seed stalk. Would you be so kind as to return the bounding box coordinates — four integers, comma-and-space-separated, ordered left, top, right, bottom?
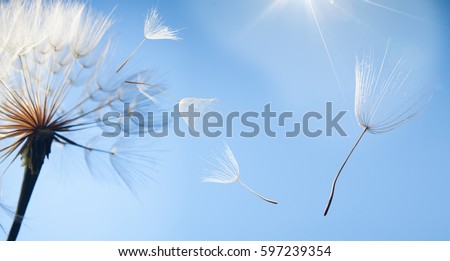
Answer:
323, 127, 367, 216
237, 179, 277, 205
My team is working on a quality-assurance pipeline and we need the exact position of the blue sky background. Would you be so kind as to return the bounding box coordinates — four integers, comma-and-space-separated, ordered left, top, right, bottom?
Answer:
1, 0, 450, 240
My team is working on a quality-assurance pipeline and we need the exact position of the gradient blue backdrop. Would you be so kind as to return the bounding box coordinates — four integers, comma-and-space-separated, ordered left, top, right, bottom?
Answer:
1, 0, 449, 240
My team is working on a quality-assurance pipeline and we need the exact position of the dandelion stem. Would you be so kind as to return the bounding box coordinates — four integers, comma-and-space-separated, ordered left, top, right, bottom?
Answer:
116, 38, 146, 73
324, 127, 368, 216
7, 166, 40, 241
7, 130, 54, 240
236, 179, 278, 205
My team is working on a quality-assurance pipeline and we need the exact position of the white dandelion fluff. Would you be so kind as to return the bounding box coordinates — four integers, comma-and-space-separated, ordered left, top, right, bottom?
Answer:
204, 143, 277, 204
178, 97, 218, 132
116, 7, 179, 73
323, 40, 430, 216
354, 42, 429, 134
0, 0, 164, 240
144, 8, 180, 41
124, 81, 217, 133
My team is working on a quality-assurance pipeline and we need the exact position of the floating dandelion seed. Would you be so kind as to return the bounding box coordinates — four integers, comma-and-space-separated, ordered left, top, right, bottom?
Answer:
323, 41, 430, 216
116, 8, 180, 73
124, 81, 217, 132
0, 0, 162, 240
178, 97, 218, 132
204, 143, 277, 204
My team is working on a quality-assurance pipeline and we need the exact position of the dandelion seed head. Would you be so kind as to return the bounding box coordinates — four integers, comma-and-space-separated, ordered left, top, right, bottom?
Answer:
144, 8, 180, 40
0, 0, 162, 190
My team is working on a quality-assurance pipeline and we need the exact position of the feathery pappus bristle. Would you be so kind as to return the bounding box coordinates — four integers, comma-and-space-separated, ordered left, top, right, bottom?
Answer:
354, 40, 430, 134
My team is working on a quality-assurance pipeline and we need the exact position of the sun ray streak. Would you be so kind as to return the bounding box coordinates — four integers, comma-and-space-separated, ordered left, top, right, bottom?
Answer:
362, 0, 448, 29
307, 0, 348, 107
